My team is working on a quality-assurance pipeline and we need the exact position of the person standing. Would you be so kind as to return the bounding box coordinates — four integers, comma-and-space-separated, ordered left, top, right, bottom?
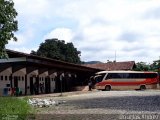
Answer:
11, 87, 15, 96
33, 82, 38, 95
40, 83, 44, 94
15, 87, 20, 96
88, 79, 92, 91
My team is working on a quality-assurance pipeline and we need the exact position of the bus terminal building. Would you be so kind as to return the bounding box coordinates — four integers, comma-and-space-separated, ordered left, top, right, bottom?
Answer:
0, 49, 100, 96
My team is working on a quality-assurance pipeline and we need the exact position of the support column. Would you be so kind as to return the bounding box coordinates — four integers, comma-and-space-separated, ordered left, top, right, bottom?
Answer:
10, 74, 13, 88
25, 75, 27, 95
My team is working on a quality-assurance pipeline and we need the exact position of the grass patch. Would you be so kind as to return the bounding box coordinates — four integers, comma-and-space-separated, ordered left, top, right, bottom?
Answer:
0, 97, 35, 120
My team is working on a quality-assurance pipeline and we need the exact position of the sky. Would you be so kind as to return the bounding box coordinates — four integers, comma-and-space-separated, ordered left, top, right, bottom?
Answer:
7, 0, 160, 63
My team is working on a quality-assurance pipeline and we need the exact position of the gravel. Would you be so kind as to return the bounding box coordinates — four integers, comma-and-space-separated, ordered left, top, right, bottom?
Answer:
35, 90, 160, 120
28, 98, 66, 107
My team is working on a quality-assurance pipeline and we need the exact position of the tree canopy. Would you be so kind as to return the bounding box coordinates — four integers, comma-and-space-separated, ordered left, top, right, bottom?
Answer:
133, 62, 150, 71
133, 61, 160, 72
150, 60, 160, 72
0, 0, 18, 58
31, 39, 81, 64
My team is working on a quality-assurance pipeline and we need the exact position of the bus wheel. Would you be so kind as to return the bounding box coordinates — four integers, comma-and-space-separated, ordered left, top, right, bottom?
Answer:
105, 85, 111, 91
140, 85, 146, 90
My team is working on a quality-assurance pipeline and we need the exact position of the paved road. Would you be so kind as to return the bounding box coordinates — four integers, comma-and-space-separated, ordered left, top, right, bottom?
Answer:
36, 90, 160, 120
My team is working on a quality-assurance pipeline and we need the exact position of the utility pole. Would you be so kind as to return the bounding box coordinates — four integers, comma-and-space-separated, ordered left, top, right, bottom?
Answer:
115, 50, 116, 62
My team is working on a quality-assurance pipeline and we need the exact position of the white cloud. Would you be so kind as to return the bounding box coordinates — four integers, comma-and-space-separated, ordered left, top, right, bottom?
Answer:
43, 28, 74, 43
7, 28, 35, 46
82, 24, 122, 42
9, 47, 38, 54
8, 0, 160, 63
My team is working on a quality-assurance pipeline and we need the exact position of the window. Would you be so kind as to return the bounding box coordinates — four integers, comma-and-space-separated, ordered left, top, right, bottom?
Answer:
1, 76, 3, 80
121, 73, 129, 78
22, 76, 24, 81
6, 84, 10, 87
5, 76, 7, 81
95, 73, 106, 82
106, 73, 122, 79
9, 76, 12, 81
145, 73, 157, 78
128, 73, 135, 78
95, 72, 157, 80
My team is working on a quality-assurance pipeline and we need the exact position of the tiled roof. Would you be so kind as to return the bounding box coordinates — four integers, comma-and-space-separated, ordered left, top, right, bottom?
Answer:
83, 61, 136, 71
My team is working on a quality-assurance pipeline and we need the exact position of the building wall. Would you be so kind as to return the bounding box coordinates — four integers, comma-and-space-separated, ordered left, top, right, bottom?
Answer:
49, 72, 57, 93
12, 68, 26, 95
27, 70, 38, 95
0, 67, 12, 95
0, 64, 88, 96
39, 71, 48, 94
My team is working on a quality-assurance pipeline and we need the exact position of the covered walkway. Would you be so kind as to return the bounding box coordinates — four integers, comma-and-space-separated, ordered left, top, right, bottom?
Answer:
0, 49, 101, 96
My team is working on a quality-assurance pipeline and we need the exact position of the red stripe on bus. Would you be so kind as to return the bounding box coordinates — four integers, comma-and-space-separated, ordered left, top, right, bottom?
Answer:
96, 79, 158, 86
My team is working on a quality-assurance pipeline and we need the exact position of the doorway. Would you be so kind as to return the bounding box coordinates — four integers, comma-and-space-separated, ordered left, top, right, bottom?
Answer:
45, 77, 51, 93
30, 77, 34, 95
13, 76, 18, 88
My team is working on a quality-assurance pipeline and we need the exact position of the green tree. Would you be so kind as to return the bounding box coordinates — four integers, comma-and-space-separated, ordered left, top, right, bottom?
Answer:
134, 62, 150, 71
31, 39, 81, 64
150, 60, 160, 72
0, 0, 18, 58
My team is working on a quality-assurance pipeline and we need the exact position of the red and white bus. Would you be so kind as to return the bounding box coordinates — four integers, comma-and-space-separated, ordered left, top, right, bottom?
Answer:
94, 71, 159, 91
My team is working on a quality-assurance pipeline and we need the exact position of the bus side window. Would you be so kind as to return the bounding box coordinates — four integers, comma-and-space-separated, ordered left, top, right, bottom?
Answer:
129, 73, 134, 78
118, 73, 123, 78
123, 73, 129, 78
113, 73, 121, 78
106, 73, 112, 79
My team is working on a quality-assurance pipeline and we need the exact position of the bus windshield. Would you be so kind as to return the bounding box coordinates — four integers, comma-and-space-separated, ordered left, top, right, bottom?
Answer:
94, 73, 106, 83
